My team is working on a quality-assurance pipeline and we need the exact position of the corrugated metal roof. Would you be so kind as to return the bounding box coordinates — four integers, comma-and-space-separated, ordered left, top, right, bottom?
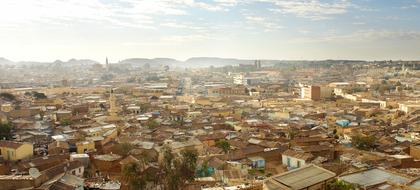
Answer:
340, 168, 411, 187
266, 164, 336, 190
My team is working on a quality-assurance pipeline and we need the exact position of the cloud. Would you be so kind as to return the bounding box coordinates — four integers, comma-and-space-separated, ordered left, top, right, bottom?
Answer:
266, 0, 350, 20
400, 4, 418, 9
0, 0, 162, 29
244, 14, 283, 32
290, 30, 420, 43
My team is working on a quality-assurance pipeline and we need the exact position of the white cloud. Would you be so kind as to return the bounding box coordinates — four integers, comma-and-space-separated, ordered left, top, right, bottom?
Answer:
290, 30, 420, 43
243, 12, 283, 32
266, 0, 350, 20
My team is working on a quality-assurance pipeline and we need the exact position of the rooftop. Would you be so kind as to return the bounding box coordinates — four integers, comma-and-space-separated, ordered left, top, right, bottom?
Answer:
340, 168, 411, 188
265, 164, 336, 190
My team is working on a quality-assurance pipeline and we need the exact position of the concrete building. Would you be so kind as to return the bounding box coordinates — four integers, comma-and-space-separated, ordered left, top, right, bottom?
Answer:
301, 85, 333, 101
0, 141, 33, 161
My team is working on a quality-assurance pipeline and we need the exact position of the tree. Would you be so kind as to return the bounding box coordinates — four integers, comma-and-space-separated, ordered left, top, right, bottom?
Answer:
351, 134, 376, 151
147, 119, 159, 129
287, 128, 298, 140
119, 143, 134, 157
160, 146, 182, 190
0, 93, 15, 101
0, 123, 13, 140
160, 146, 199, 190
122, 162, 149, 190
216, 140, 231, 154
328, 179, 356, 190
61, 119, 72, 126
179, 149, 198, 183
99, 103, 106, 110
32, 91, 47, 99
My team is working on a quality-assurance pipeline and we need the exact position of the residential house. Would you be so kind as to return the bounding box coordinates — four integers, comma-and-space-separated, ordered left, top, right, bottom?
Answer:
282, 149, 314, 169
0, 140, 33, 161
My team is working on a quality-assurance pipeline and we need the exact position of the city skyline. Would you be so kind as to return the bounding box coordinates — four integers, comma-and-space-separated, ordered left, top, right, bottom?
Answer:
1, 0, 419, 62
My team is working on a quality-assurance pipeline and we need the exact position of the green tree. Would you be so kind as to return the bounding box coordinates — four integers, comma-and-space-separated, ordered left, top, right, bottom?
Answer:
0, 123, 13, 140
216, 140, 231, 154
161, 146, 181, 190
147, 119, 159, 129
32, 91, 47, 99
160, 146, 199, 190
179, 149, 198, 183
287, 128, 298, 140
328, 179, 356, 190
351, 134, 376, 151
0, 93, 15, 101
61, 119, 72, 126
122, 162, 148, 190
119, 143, 134, 157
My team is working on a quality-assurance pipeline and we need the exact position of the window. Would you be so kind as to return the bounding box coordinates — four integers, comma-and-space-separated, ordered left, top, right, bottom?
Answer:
287, 157, 291, 167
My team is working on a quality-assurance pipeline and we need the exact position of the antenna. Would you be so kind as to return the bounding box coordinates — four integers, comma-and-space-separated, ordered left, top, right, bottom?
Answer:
29, 168, 41, 178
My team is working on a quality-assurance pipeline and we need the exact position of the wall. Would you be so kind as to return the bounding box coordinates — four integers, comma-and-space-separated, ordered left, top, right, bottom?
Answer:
281, 155, 306, 169
410, 145, 420, 160
76, 141, 95, 154
15, 144, 34, 160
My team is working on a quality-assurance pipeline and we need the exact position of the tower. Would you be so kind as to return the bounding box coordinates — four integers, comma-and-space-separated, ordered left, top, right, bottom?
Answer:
106, 57, 109, 72
106, 88, 120, 122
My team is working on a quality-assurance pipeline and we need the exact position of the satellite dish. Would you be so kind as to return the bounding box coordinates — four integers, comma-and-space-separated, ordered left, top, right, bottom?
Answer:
29, 168, 41, 178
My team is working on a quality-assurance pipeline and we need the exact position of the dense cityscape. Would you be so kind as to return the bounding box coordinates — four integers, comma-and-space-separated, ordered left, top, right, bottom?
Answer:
1, 0, 420, 189
0, 58, 418, 190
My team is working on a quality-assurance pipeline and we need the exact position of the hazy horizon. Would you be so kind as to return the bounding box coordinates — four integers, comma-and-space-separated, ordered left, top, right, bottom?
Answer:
1, 0, 420, 62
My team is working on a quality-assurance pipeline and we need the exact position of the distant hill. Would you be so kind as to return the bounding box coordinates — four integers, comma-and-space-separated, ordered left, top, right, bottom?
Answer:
119, 57, 258, 68
0, 57, 15, 65
184, 57, 254, 67
0, 58, 98, 66
119, 58, 180, 67
0, 57, 369, 68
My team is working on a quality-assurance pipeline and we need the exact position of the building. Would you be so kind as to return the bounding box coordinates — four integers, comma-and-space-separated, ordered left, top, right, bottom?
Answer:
54, 110, 72, 122
398, 101, 420, 114
248, 156, 265, 169
263, 164, 336, 190
301, 85, 333, 101
281, 149, 314, 169
76, 141, 95, 154
0, 141, 33, 161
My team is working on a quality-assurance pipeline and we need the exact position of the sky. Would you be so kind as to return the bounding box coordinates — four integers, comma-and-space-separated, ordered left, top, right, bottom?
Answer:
0, 0, 419, 62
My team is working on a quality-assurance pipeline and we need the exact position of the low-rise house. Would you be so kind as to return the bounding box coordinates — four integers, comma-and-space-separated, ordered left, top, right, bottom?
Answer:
48, 140, 70, 154
214, 169, 248, 186
248, 156, 265, 169
75, 141, 95, 154
0, 140, 33, 161
263, 164, 336, 190
281, 149, 314, 169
